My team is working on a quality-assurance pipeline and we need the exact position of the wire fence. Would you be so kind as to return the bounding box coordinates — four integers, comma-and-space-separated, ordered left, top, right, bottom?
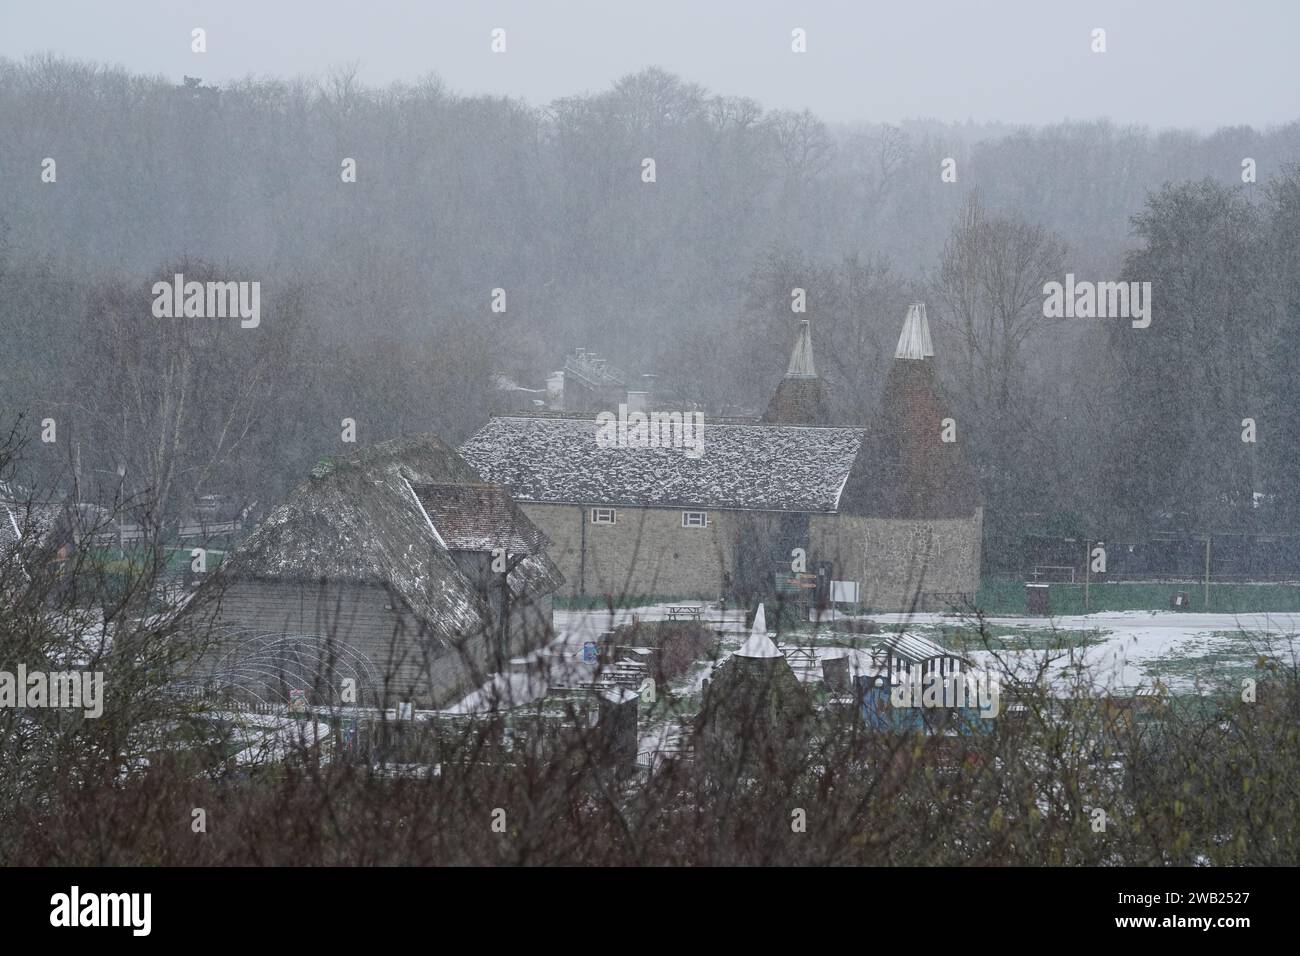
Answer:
987, 531, 1300, 584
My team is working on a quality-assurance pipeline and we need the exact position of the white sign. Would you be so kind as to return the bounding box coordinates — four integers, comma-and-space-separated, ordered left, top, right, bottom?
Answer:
830, 580, 860, 604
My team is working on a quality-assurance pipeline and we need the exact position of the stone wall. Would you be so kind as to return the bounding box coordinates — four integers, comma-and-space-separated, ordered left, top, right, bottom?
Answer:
518, 502, 983, 609
519, 503, 736, 599
810, 506, 983, 611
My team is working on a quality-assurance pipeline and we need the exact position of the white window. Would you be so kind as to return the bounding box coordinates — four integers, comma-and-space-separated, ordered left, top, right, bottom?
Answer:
591, 507, 615, 525
682, 511, 708, 528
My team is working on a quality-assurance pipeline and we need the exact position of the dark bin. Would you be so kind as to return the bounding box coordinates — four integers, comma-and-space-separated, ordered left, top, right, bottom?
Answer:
1026, 583, 1050, 615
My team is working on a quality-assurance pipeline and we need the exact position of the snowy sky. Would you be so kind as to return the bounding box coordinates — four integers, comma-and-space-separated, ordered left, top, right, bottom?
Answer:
2, 0, 1297, 130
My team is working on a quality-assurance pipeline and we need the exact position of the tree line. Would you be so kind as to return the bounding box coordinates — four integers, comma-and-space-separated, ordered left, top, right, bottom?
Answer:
2, 56, 1298, 561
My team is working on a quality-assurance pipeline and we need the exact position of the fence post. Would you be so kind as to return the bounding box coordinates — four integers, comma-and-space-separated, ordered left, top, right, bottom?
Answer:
1203, 536, 1211, 608
1083, 538, 1090, 611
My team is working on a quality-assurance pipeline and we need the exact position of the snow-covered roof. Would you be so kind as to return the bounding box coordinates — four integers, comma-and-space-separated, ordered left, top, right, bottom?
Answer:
736, 604, 782, 659
412, 482, 548, 555
460, 416, 864, 512
894, 303, 935, 361
597, 685, 642, 705
0, 481, 68, 554
218, 436, 563, 645
880, 631, 969, 665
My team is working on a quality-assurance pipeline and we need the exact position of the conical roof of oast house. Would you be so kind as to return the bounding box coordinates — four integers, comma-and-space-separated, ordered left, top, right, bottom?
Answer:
703, 604, 803, 710
736, 603, 783, 659
762, 319, 831, 425
837, 305, 980, 519
785, 319, 817, 377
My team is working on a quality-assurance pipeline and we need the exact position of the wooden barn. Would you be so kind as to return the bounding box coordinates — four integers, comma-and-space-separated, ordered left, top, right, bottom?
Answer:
191, 435, 563, 710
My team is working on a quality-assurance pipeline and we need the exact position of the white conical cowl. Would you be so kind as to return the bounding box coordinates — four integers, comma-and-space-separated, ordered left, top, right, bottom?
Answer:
785, 320, 817, 378
894, 303, 935, 360
736, 603, 782, 658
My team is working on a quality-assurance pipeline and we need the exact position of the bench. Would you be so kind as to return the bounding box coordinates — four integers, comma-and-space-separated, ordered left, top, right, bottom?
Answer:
666, 604, 704, 622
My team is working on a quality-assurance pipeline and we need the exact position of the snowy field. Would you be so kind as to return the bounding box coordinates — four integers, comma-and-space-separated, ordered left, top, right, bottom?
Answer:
863, 610, 1300, 694
444, 604, 1300, 714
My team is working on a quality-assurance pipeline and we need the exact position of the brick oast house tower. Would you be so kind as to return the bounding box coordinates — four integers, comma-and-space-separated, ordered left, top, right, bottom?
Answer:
461, 305, 982, 610
812, 303, 983, 609
762, 319, 830, 426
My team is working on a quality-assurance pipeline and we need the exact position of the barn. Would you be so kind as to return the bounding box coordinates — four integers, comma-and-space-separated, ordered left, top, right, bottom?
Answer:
461, 305, 983, 610
192, 435, 563, 710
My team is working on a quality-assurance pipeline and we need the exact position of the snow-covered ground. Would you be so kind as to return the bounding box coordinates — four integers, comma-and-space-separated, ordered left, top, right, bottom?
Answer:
549, 603, 749, 647
191, 711, 335, 766
443, 602, 748, 714
862, 610, 1300, 694
445, 605, 1300, 714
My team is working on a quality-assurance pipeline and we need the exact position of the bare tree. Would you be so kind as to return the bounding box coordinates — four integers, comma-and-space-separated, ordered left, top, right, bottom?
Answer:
73, 260, 289, 530
932, 193, 1068, 414
763, 109, 835, 186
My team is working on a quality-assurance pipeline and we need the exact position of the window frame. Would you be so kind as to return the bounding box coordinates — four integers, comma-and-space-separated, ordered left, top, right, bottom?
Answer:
681, 510, 708, 528
590, 507, 616, 525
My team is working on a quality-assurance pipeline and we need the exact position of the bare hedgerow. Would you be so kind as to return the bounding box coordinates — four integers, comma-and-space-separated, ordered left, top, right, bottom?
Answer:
3, 485, 1298, 866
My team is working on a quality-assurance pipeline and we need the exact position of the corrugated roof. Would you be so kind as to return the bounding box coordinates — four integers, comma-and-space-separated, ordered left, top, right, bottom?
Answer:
460, 416, 864, 512
880, 631, 969, 665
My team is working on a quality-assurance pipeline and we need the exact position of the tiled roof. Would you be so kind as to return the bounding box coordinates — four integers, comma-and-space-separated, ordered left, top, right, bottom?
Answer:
412, 482, 548, 555
762, 320, 830, 425
838, 357, 980, 518
460, 416, 865, 513
839, 305, 980, 519
762, 376, 830, 426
